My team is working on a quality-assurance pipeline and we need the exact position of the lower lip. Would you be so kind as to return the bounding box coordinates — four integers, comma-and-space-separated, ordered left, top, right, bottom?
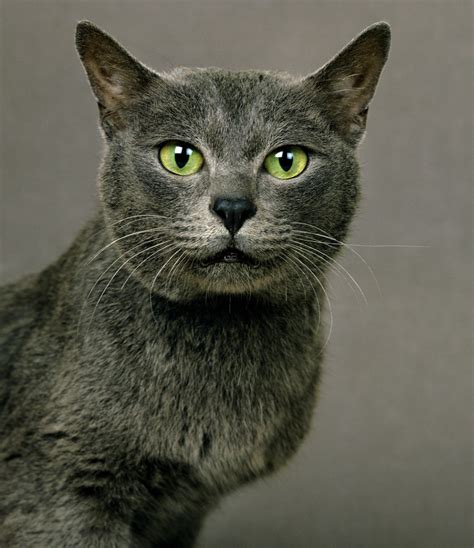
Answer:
200, 249, 259, 267
222, 251, 241, 263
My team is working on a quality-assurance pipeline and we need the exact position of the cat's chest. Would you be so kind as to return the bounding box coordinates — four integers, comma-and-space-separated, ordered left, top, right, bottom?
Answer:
123, 313, 319, 488
73, 298, 319, 488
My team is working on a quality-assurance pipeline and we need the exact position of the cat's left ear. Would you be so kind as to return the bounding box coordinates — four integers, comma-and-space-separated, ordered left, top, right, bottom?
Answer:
304, 22, 391, 146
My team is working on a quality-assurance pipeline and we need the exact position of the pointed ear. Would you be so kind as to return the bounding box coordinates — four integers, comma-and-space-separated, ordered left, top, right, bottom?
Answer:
304, 22, 391, 146
75, 21, 155, 127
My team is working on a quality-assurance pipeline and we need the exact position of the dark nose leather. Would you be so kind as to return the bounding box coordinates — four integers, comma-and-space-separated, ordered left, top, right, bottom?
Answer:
211, 197, 257, 235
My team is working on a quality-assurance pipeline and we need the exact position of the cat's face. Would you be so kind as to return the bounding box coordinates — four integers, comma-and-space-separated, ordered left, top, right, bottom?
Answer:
77, 22, 390, 299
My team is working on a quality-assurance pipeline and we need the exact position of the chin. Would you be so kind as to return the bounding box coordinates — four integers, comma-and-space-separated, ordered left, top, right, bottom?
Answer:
184, 263, 272, 295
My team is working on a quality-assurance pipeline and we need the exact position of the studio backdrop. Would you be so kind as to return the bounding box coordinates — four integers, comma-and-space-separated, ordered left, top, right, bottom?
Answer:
1, 1, 472, 547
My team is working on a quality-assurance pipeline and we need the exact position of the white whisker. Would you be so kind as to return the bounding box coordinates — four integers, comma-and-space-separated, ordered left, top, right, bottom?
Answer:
291, 240, 360, 304
86, 213, 170, 241
120, 240, 175, 290
149, 248, 183, 325
86, 240, 175, 332
292, 240, 368, 306
291, 222, 428, 247
290, 249, 334, 357
164, 251, 188, 295
291, 225, 382, 297
284, 253, 322, 337
86, 227, 169, 265
77, 236, 162, 330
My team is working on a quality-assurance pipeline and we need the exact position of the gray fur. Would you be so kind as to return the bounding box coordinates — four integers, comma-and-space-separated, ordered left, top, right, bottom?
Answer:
0, 21, 390, 547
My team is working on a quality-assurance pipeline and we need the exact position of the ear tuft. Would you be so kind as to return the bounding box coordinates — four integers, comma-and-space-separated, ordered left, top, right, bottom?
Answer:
305, 22, 391, 146
75, 21, 154, 114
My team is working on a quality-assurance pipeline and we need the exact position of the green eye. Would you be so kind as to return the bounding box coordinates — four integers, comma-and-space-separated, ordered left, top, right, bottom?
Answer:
159, 141, 204, 176
264, 145, 308, 180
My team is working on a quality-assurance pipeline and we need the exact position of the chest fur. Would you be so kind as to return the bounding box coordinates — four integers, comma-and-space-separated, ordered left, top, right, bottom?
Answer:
61, 296, 321, 490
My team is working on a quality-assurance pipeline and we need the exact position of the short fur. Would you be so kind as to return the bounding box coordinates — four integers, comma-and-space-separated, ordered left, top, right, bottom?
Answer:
0, 21, 390, 547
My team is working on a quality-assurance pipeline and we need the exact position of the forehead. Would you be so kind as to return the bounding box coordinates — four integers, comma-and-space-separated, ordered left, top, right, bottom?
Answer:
136, 68, 326, 159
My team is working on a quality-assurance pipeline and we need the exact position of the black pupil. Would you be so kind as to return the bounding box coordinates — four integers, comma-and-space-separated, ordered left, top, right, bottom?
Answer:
278, 149, 294, 172
174, 145, 192, 168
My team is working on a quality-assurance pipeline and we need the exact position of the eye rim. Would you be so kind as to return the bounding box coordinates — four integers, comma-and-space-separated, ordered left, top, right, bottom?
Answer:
158, 140, 204, 176
263, 145, 309, 180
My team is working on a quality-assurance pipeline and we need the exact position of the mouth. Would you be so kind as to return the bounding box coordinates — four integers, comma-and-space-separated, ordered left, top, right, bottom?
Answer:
199, 247, 260, 268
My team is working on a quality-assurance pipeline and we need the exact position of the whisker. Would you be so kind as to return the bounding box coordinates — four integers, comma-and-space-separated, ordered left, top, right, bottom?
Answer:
149, 248, 183, 325
86, 227, 170, 265
174, 252, 191, 285
204, 268, 214, 305
346, 244, 428, 248
292, 240, 368, 306
85, 213, 171, 241
77, 236, 163, 330
164, 251, 188, 295
291, 222, 428, 247
329, 87, 365, 94
289, 249, 334, 357
290, 242, 343, 298
291, 240, 359, 304
120, 240, 175, 290
108, 213, 169, 226
291, 227, 382, 297
86, 241, 175, 332
284, 253, 322, 336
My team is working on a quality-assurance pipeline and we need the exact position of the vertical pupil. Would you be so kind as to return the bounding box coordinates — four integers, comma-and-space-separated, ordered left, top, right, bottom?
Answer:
278, 149, 294, 172
174, 145, 191, 168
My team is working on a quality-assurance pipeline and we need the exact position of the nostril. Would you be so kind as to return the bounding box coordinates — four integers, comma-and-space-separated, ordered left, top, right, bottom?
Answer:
211, 197, 257, 235
236, 201, 257, 223
212, 198, 232, 222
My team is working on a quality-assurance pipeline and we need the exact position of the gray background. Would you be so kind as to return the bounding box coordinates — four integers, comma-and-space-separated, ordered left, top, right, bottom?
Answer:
1, 1, 472, 546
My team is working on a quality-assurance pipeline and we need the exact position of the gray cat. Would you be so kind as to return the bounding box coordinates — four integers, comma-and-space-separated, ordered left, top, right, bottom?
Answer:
0, 20, 390, 547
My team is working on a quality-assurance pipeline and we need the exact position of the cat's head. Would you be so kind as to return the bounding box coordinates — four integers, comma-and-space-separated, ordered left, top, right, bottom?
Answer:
76, 21, 390, 300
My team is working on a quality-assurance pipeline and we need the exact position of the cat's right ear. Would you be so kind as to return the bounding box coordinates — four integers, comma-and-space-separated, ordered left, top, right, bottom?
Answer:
75, 21, 155, 129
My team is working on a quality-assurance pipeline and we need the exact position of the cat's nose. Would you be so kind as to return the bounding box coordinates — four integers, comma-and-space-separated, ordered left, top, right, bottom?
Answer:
211, 197, 257, 235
